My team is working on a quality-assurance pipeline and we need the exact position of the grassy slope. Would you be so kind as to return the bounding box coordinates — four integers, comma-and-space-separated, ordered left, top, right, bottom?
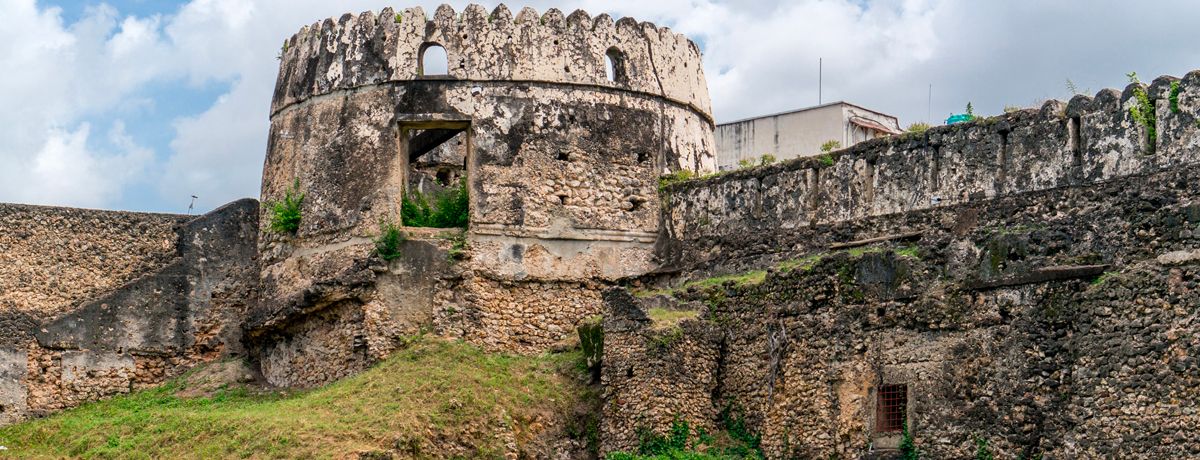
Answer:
0, 338, 597, 459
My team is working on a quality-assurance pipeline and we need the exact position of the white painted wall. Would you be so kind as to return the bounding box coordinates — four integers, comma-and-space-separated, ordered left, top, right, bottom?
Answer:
715, 102, 900, 170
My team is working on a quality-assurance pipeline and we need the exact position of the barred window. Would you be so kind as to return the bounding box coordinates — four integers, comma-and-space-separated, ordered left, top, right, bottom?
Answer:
876, 384, 907, 432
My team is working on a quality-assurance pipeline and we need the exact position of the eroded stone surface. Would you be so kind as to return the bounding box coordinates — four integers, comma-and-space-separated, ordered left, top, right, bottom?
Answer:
0, 200, 259, 423
251, 3, 716, 386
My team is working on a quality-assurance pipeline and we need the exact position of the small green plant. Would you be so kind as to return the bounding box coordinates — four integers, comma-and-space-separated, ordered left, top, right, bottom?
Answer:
636, 418, 691, 455
402, 178, 469, 228
606, 413, 762, 459
268, 179, 304, 234
974, 436, 994, 460
373, 220, 406, 261
899, 418, 920, 460
966, 102, 975, 118
646, 327, 684, 350
1169, 80, 1182, 114
777, 253, 825, 273
718, 404, 761, 457
1003, 105, 1021, 114
657, 169, 696, 192
907, 122, 931, 133
1127, 72, 1157, 152
820, 139, 841, 153
817, 154, 835, 167
442, 230, 468, 261
395, 13, 403, 23
894, 246, 920, 259
736, 154, 776, 170
1091, 271, 1118, 286
1065, 78, 1089, 97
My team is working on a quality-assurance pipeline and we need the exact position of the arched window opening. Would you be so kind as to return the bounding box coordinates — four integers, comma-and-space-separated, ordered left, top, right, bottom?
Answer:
605, 47, 627, 84
419, 43, 448, 77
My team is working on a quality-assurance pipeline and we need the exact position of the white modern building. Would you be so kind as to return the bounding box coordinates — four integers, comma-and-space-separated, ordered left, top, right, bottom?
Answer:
716, 101, 902, 170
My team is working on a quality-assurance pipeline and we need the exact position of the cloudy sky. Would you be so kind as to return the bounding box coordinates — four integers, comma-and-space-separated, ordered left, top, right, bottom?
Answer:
3, 0, 1198, 213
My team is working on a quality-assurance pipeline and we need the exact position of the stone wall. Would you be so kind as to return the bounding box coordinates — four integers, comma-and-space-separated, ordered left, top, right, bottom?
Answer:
253, 3, 717, 385
0, 200, 259, 423
603, 140, 1200, 458
248, 234, 456, 387
662, 71, 1200, 272
599, 289, 722, 452
0, 204, 183, 318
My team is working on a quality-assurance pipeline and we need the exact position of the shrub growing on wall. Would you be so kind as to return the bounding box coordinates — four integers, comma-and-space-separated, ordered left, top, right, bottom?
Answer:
401, 178, 469, 228
373, 221, 406, 261
820, 139, 841, 152
907, 122, 931, 133
268, 179, 304, 234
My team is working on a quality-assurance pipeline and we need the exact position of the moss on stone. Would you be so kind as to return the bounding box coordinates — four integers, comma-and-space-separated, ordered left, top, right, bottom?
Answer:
647, 308, 699, 330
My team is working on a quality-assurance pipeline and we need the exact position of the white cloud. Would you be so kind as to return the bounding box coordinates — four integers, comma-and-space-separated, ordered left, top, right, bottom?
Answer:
2, 0, 1199, 211
23, 122, 153, 208
0, 0, 168, 208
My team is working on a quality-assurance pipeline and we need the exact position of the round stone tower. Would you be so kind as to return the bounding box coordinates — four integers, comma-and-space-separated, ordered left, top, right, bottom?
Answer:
252, 4, 715, 386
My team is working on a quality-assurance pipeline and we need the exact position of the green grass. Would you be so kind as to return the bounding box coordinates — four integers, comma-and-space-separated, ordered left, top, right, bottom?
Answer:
633, 271, 766, 299
777, 254, 824, 273
636, 245, 918, 299
683, 271, 767, 292
0, 338, 592, 459
1091, 271, 1119, 286
658, 170, 697, 192
894, 246, 920, 259
647, 308, 700, 330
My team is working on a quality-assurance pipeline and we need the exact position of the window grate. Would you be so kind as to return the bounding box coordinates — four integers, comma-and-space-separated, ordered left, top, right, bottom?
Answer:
876, 383, 907, 433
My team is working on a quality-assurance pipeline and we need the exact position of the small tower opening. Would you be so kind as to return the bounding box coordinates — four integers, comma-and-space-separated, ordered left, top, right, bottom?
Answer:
605, 47, 627, 84
419, 43, 449, 77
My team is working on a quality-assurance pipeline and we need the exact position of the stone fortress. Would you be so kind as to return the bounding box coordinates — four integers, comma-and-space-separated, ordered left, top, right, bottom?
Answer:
0, 3, 1197, 459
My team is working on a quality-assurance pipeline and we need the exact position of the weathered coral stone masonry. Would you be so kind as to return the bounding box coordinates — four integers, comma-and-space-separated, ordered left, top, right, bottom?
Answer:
2, 5, 1197, 459
249, 4, 715, 386
0, 200, 258, 424
602, 72, 1200, 458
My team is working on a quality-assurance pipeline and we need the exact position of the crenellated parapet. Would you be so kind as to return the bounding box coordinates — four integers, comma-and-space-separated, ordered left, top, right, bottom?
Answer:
662, 70, 1200, 269
271, 4, 711, 121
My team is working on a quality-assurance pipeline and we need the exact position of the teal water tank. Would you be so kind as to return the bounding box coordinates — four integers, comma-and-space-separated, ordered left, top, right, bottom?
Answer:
946, 114, 972, 124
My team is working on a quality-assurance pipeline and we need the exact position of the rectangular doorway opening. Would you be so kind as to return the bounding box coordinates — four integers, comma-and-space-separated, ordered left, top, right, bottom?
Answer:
397, 120, 471, 229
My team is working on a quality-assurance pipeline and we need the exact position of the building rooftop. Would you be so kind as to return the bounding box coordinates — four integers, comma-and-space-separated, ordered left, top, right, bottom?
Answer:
718, 100, 899, 127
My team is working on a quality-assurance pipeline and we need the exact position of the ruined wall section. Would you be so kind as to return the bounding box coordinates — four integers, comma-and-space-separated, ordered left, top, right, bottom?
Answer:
604, 162, 1200, 458
0, 204, 183, 318
599, 289, 722, 452
663, 71, 1200, 272
0, 200, 259, 424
